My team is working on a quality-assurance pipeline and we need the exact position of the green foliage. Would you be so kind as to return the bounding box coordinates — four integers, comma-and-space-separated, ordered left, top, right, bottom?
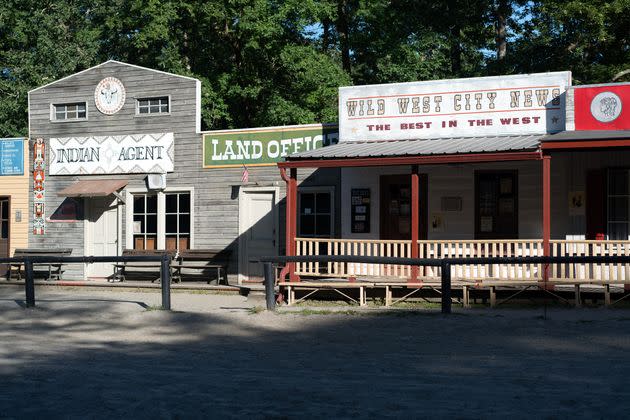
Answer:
0, 0, 629, 137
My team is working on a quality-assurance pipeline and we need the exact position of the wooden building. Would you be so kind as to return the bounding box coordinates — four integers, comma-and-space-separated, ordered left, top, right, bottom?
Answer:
27, 61, 338, 282
278, 73, 630, 304
0, 138, 29, 276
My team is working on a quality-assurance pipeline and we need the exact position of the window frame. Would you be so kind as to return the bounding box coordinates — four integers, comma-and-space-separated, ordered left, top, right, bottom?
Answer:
297, 186, 335, 238
50, 102, 88, 122
135, 96, 171, 116
125, 186, 194, 250
606, 168, 630, 240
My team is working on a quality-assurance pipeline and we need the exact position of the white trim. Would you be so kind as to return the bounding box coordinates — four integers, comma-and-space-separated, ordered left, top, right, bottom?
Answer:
125, 186, 195, 250
134, 95, 172, 117
238, 186, 280, 284
195, 80, 202, 133
29, 60, 200, 94
84, 196, 121, 278
297, 186, 335, 238
200, 122, 338, 135
50, 101, 89, 123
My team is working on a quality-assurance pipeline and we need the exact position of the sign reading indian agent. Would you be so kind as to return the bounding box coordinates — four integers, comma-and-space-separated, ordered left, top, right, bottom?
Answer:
49, 133, 174, 175
203, 124, 338, 168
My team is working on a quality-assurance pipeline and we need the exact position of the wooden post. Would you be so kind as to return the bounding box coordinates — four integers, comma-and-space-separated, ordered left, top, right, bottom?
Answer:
289, 168, 299, 282
542, 155, 551, 284
411, 165, 419, 283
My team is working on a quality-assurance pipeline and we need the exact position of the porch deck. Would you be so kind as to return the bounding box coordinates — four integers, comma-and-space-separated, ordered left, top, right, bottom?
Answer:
281, 238, 630, 307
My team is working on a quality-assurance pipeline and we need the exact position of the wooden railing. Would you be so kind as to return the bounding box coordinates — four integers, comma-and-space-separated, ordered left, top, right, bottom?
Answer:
294, 238, 630, 283
550, 240, 630, 282
295, 238, 544, 281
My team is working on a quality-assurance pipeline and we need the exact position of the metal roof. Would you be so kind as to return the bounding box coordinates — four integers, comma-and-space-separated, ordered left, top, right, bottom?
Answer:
57, 179, 128, 198
542, 130, 630, 142
287, 135, 542, 160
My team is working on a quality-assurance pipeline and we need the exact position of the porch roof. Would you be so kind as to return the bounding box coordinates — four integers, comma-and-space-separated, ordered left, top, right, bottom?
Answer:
287, 134, 542, 161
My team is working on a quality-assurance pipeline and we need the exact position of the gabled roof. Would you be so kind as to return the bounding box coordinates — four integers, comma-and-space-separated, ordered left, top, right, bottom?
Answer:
29, 60, 199, 94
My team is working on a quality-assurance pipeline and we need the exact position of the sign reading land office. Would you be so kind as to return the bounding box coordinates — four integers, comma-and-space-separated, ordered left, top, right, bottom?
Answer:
203, 124, 338, 168
0, 138, 25, 176
49, 133, 174, 175
339, 71, 571, 141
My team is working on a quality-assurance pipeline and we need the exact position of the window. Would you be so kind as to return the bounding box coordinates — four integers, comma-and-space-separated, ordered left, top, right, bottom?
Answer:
298, 189, 333, 238
0, 198, 8, 239
607, 169, 630, 239
137, 97, 169, 115
128, 190, 193, 251
475, 171, 518, 239
53, 102, 87, 120
133, 194, 158, 250
165, 192, 190, 250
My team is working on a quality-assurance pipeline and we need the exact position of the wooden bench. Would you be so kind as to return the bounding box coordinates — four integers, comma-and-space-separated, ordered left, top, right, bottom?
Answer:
9, 248, 73, 281
170, 249, 232, 284
112, 249, 176, 282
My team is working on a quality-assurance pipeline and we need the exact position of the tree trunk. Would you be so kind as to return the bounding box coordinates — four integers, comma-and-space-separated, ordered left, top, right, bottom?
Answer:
495, 0, 509, 60
337, 0, 351, 73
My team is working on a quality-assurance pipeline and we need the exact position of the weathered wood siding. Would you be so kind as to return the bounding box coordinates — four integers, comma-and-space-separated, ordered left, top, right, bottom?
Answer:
28, 61, 339, 280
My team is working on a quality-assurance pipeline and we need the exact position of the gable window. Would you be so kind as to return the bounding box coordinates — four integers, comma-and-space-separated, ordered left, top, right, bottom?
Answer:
137, 97, 169, 115
53, 102, 87, 121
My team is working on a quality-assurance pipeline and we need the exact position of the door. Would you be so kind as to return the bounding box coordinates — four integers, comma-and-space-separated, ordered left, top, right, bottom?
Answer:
380, 175, 428, 240
87, 196, 119, 278
0, 198, 8, 277
239, 189, 278, 283
475, 171, 518, 239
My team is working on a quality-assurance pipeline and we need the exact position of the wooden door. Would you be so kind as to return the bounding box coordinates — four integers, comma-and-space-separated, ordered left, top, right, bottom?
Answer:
0, 198, 8, 277
380, 174, 428, 240
475, 171, 518, 239
87, 197, 119, 278
239, 189, 277, 282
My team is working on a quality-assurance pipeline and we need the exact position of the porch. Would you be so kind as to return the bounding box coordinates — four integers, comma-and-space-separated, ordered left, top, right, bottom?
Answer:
275, 133, 630, 306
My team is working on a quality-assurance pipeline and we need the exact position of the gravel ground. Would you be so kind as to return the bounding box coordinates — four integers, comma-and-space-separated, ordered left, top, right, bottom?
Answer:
1, 285, 630, 419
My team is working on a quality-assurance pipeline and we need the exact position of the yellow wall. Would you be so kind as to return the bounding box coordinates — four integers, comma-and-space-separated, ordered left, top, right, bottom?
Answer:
0, 139, 29, 256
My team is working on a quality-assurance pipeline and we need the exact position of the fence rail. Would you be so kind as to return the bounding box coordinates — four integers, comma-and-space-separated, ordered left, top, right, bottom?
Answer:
0, 255, 172, 309
262, 254, 630, 313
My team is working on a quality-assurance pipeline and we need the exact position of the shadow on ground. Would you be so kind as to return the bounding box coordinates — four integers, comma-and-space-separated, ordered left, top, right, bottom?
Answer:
1, 287, 629, 418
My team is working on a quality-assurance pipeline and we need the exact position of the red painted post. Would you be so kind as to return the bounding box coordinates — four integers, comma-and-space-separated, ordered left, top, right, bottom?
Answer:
289, 168, 299, 282
410, 165, 419, 283
542, 155, 551, 284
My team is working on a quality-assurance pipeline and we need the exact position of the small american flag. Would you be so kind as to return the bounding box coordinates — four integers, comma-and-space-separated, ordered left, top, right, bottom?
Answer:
241, 165, 249, 183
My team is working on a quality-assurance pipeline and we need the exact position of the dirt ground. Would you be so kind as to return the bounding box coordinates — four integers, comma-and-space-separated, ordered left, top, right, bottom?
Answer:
1, 285, 630, 419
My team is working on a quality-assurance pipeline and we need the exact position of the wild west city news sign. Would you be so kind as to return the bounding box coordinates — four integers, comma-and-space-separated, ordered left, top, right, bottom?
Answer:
49, 133, 174, 175
203, 124, 338, 168
339, 71, 572, 141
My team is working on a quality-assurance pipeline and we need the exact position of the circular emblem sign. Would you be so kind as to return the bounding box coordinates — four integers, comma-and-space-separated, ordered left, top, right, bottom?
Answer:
590, 91, 622, 123
94, 77, 126, 115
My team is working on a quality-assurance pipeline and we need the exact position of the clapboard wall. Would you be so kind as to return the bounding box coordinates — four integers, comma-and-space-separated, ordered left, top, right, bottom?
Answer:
28, 61, 339, 280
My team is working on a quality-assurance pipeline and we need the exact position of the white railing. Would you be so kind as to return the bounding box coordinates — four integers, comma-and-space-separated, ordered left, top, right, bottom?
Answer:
294, 238, 543, 281
294, 238, 630, 283
550, 240, 630, 282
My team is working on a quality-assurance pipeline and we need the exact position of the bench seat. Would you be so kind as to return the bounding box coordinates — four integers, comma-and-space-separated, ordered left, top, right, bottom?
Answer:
9, 248, 73, 281
171, 249, 232, 284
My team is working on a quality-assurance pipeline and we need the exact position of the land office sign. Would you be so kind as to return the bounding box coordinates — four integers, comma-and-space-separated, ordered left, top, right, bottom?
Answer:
49, 133, 174, 175
203, 124, 338, 168
339, 71, 571, 141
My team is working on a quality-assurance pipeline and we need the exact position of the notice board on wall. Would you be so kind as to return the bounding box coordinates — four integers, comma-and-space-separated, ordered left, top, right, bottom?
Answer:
0, 138, 24, 176
351, 188, 371, 233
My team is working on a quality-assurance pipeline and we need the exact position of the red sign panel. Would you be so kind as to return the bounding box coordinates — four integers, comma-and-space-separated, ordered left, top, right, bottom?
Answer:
574, 84, 630, 130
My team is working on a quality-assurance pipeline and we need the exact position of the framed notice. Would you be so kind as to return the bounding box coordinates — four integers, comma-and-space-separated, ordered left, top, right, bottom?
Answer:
351, 188, 370, 233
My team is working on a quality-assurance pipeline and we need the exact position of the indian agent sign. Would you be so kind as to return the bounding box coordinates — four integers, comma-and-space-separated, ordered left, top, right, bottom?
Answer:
49, 133, 174, 175
339, 71, 571, 141
203, 124, 338, 168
